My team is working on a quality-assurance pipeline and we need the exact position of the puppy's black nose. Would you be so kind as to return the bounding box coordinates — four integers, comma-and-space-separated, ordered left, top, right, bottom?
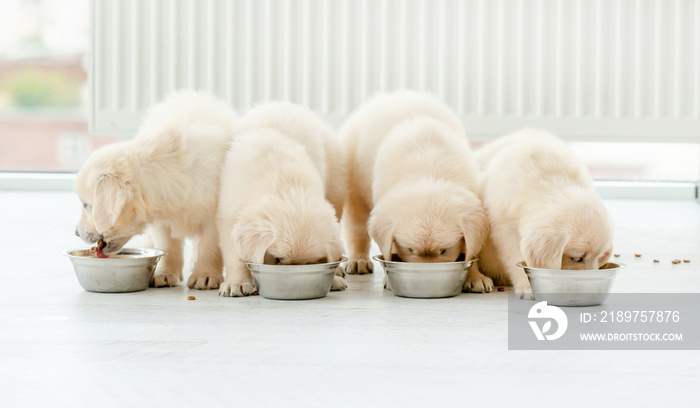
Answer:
75, 229, 80, 237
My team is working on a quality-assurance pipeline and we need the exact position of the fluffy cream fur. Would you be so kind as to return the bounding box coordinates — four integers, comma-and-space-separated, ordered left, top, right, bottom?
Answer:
475, 129, 614, 298
74, 90, 237, 289
217, 103, 347, 297
340, 91, 491, 292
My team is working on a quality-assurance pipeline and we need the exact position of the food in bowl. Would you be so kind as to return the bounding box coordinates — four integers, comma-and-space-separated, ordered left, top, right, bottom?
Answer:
64, 248, 165, 293
244, 257, 346, 300
372, 255, 474, 298
516, 261, 625, 306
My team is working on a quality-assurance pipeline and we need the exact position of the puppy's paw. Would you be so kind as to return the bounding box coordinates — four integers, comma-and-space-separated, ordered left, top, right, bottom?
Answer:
187, 272, 223, 290
463, 274, 494, 293
514, 283, 535, 300
331, 276, 347, 291
150, 271, 180, 287
334, 265, 345, 277
219, 279, 257, 297
344, 258, 374, 274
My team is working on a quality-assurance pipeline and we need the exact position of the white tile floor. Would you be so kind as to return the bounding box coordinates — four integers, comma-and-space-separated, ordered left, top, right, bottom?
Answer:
1, 192, 699, 407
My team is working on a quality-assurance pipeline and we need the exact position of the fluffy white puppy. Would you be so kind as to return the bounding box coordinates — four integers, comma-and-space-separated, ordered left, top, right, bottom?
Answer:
218, 103, 347, 297
341, 91, 491, 292
74, 90, 237, 289
475, 129, 614, 298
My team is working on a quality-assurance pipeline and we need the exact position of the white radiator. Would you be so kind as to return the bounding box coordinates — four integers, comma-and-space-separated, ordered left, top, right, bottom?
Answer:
90, 0, 700, 142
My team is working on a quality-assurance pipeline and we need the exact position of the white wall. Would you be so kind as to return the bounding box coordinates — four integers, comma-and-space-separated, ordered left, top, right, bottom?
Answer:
91, 0, 700, 143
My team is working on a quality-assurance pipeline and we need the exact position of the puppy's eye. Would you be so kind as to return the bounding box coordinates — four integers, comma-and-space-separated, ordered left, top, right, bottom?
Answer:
439, 249, 447, 255
571, 256, 584, 263
408, 248, 416, 254
274, 257, 282, 264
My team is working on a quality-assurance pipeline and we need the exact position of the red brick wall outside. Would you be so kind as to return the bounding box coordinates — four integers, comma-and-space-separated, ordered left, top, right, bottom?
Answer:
0, 56, 115, 172
0, 57, 86, 82
0, 117, 119, 171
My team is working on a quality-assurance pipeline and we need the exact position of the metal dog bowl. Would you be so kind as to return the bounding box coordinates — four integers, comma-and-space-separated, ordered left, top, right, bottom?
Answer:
517, 261, 625, 306
244, 257, 346, 300
372, 255, 473, 298
64, 248, 165, 293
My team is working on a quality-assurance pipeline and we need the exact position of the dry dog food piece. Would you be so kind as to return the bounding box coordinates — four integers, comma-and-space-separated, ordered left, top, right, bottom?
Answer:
251, 291, 260, 296
614, 254, 620, 257
96, 240, 108, 258
634, 254, 641, 257
653, 259, 660, 263
684, 260, 691, 263
92, 240, 109, 258
672, 260, 681, 264
187, 296, 196, 300
497, 287, 505, 292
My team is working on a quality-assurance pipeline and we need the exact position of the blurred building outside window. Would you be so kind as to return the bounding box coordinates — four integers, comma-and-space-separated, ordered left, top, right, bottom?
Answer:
0, 0, 117, 172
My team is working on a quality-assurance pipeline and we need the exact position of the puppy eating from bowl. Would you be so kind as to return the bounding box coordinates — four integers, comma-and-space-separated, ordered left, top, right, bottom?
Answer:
475, 129, 614, 299
217, 103, 347, 297
340, 91, 491, 292
74, 91, 237, 289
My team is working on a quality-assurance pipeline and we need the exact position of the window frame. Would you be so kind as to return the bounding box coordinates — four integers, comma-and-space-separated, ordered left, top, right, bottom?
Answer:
0, 172, 696, 202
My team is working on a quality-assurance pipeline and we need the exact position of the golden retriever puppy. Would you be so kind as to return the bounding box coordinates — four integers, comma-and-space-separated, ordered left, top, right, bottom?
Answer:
74, 90, 237, 289
475, 129, 614, 298
340, 91, 491, 292
218, 103, 346, 297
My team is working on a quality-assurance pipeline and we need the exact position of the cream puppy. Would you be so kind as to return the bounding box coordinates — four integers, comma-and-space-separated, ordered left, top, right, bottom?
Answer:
218, 103, 346, 297
341, 91, 491, 292
475, 129, 614, 298
74, 90, 237, 289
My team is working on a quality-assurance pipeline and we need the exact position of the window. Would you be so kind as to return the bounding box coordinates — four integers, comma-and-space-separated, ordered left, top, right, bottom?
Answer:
0, 0, 118, 172
2, 0, 699, 192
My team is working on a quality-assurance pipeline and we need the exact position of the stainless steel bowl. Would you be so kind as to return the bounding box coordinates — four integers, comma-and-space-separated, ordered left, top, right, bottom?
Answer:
64, 248, 166, 293
245, 257, 346, 300
372, 255, 473, 298
517, 262, 625, 306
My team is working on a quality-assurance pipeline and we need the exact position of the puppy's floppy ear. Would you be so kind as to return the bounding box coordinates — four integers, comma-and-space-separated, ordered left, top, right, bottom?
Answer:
368, 208, 395, 260
93, 175, 132, 233
598, 248, 613, 267
460, 204, 489, 262
520, 223, 569, 269
232, 208, 275, 264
